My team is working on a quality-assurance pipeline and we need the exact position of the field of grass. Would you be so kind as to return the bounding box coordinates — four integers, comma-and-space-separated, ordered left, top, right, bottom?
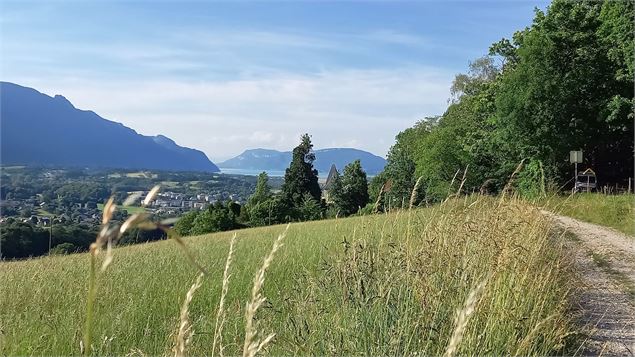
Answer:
126, 172, 157, 178
546, 193, 634, 236
0, 197, 576, 356
160, 181, 181, 188
108, 172, 158, 179
97, 203, 147, 214
36, 208, 54, 217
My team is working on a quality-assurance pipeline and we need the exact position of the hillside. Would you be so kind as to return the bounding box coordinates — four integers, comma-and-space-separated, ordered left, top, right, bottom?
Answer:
0, 82, 219, 172
219, 148, 386, 174
0, 198, 575, 356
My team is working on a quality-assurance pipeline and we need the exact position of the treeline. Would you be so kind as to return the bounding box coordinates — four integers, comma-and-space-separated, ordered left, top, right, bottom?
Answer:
372, 0, 633, 205
2, 136, 364, 258
174, 134, 372, 236
134, 0, 635, 236
0, 219, 166, 259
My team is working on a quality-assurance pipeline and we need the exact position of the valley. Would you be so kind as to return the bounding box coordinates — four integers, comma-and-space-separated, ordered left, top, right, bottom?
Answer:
0, 166, 282, 259
0, 0, 633, 356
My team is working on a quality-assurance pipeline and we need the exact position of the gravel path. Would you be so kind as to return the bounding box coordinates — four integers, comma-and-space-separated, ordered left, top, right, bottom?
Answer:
546, 212, 635, 356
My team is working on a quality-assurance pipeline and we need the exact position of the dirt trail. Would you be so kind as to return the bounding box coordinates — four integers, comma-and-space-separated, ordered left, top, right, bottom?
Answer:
546, 212, 635, 356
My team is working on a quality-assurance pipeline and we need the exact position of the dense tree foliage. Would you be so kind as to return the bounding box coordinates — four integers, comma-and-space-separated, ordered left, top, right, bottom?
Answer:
52, 183, 111, 206
245, 196, 290, 226
173, 201, 242, 236
327, 169, 345, 216
494, 0, 633, 184
242, 172, 290, 226
174, 210, 200, 236
0, 221, 49, 258
299, 193, 323, 221
371, 145, 417, 208
0, 220, 102, 259
379, 0, 633, 203
281, 134, 322, 211
249, 172, 273, 205
338, 160, 370, 216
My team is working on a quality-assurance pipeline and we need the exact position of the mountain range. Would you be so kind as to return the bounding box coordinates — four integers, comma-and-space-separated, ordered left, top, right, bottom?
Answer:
219, 148, 386, 174
0, 82, 220, 172
1, 82, 386, 175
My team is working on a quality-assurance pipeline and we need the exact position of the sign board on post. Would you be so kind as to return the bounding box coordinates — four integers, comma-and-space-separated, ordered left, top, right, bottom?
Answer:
569, 150, 583, 163
570, 150, 583, 192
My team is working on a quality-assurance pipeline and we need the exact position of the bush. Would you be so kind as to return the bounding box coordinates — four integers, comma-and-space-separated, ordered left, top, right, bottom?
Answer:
299, 193, 323, 221
516, 159, 547, 199
50, 242, 76, 255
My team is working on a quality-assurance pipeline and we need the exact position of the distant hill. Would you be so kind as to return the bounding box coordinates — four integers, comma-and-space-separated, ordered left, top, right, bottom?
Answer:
219, 148, 386, 174
0, 82, 219, 172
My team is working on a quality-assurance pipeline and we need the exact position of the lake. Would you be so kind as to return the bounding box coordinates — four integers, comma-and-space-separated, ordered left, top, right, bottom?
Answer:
219, 168, 330, 178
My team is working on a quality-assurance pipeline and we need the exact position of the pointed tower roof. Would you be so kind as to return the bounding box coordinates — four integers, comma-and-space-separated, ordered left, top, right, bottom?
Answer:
323, 164, 339, 190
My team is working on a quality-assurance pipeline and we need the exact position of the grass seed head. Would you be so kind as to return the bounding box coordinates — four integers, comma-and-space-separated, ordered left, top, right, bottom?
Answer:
123, 191, 143, 207
243, 225, 289, 357
174, 272, 204, 357
102, 197, 116, 225
444, 276, 489, 357
143, 185, 161, 207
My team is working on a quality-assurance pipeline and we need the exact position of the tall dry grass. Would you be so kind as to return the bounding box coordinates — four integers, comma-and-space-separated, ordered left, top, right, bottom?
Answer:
173, 272, 203, 357
443, 277, 488, 357
293, 195, 574, 355
211, 233, 236, 357
0, 190, 577, 356
242, 224, 289, 357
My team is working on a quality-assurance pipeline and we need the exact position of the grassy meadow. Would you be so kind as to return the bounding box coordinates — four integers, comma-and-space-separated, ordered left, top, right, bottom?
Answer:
0, 197, 576, 356
545, 193, 634, 236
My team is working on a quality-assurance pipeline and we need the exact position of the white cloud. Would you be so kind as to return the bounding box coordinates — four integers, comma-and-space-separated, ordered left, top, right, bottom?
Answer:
7, 67, 452, 162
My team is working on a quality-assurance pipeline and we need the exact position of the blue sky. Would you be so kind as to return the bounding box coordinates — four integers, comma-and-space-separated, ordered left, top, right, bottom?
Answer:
1, 0, 548, 161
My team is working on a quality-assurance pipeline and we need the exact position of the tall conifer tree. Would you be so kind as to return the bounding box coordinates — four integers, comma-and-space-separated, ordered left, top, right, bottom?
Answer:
281, 134, 322, 210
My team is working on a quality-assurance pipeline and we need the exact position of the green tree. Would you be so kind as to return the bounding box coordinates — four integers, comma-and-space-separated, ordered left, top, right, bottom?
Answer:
248, 197, 289, 227
368, 171, 388, 210
450, 57, 499, 102
339, 160, 369, 216
189, 202, 237, 235
326, 169, 344, 215
190, 210, 215, 235
281, 134, 322, 213
50, 242, 76, 255
174, 210, 199, 236
598, 0, 635, 81
227, 200, 241, 218
249, 172, 273, 205
380, 0, 633, 196
244, 172, 281, 226
494, 0, 633, 184
299, 193, 322, 221
415, 85, 501, 200
383, 147, 416, 208
0, 222, 48, 259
